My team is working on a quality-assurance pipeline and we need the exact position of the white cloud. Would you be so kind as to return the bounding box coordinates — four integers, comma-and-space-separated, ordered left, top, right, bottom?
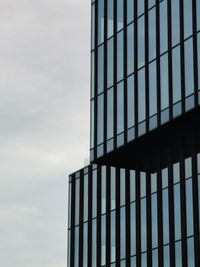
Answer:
0, 0, 90, 266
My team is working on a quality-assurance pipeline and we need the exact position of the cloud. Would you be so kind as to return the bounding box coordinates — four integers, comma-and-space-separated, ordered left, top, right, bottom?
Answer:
0, 0, 90, 266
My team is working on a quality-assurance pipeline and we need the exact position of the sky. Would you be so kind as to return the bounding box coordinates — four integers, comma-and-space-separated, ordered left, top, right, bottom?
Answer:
0, 1, 90, 266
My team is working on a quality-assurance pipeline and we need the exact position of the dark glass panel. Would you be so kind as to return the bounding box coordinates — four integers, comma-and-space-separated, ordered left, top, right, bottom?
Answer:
68, 183, 71, 228
185, 157, 192, 178
138, 0, 144, 17
75, 178, 80, 225
92, 219, 97, 267
91, 51, 94, 98
151, 173, 157, 193
97, 45, 104, 94
92, 169, 97, 218
83, 174, 88, 222
101, 215, 106, 266
162, 168, 168, 189
141, 198, 147, 252
141, 253, 147, 267
74, 227, 79, 267
111, 167, 116, 210
91, 4, 95, 50
187, 237, 195, 267
197, 0, 200, 30
175, 241, 182, 267
130, 170, 136, 202
140, 172, 146, 197
186, 179, 194, 236
152, 249, 158, 267
90, 100, 94, 148
83, 223, 88, 267
163, 245, 170, 267
198, 33, 200, 90
101, 166, 106, 214
149, 60, 157, 117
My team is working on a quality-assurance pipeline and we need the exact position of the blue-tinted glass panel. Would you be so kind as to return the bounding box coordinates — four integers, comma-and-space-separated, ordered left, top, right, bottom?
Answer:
160, 53, 169, 110
127, 74, 135, 128
140, 172, 146, 198
98, 0, 104, 44
107, 38, 114, 88
120, 169, 126, 206
175, 241, 182, 267
117, 31, 124, 81
117, 0, 124, 31
120, 207, 126, 259
101, 215, 106, 266
184, 38, 194, 97
149, 61, 157, 117
83, 223, 88, 267
174, 184, 181, 240
138, 0, 144, 16
111, 168, 116, 210
171, 0, 180, 46
152, 193, 158, 248
92, 219, 97, 267
107, 0, 114, 38
74, 227, 79, 267
149, 8, 156, 61
160, 0, 168, 54
97, 94, 104, 145
141, 253, 147, 267
91, 52, 94, 98
83, 175, 88, 222
127, 23, 134, 75
187, 237, 195, 267
117, 81, 124, 133
183, 0, 193, 39
173, 162, 180, 184
121, 260, 126, 267
198, 33, 200, 90
130, 202, 136, 255
185, 157, 192, 178
141, 198, 147, 252
107, 88, 114, 139
186, 179, 194, 236
152, 249, 158, 267
138, 68, 146, 122
127, 0, 134, 24
97, 45, 104, 94
197, 0, 200, 30
151, 173, 157, 193
90, 100, 94, 148
162, 189, 169, 244
172, 46, 181, 103
92, 170, 97, 218
130, 170, 136, 202
138, 16, 145, 68
91, 4, 95, 49
149, 0, 155, 8
131, 256, 136, 267
111, 211, 116, 262
75, 179, 80, 225
162, 168, 168, 188
101, 166, 106, 214
163, 245, 170, 267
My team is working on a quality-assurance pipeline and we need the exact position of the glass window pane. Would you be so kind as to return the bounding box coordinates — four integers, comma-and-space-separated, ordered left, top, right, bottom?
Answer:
138, 68, 146, 122
174, 184, 181, 240
149, 0, 155, 8
117, 81, 124, 133
101, 166, 106, 214
98, 0, 104, 44
149, 8, 156, 61
97, 45, 104, 94
163, 245, 170, 267
175, 241, 182, 267
131, 256, 136, 267
152, 193, 158, 248
120, 207, 126, 259
91, 52, 95, 98
92, 220, 97, 267
138, 16, 145, 68
162, 168, 168, 188
186, 179, 194, 236
74, 227, 79, 267
183, 0, 193, 39
97, 94, 104, 145
83, 223, 88, 267
117, 0, 124, 31
127, 23, 134, 75
197, 0, 200, 30
152, 249, 158, 267
117, 31, 124, 81
160, 0, 168, 54
107, 88, 114, 139
162, 189, 169, 244
90, 100, 94, 148
107, 0, 114, 38
120, 169, 126, 206
111, 167, 116, 210
83, 175, 88, 222
198, 174, 200, 232
138, 0, 144, 17
75, 179, 80, 225
173, 162, 180, 183
187, 237, 195, 267
111, 211, 116, 262
68, 183, 71, 228
197, 33, 200, 90
127, 0, 134, 24
141, 253, 147, 267
130, 170, 136, 202
184, 38, 194, 97
107, 38, 114, 88
127, 74, 135, 128
101, 215, 106, 266
185, 157, 192, 178
141, 198, 147, 252
160, 53, 169, 110
130, 202, 136, 255
172, 46, 181, 103
91, 4, 95, 50
92, 170, 97, 218
151, 173, 157, 193
140, 172, 146, 197
149, 61, 157, 116
171, 0, 180, 46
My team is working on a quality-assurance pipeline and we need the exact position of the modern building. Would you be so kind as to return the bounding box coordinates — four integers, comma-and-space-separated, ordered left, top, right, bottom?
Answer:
67, 0, 200, 266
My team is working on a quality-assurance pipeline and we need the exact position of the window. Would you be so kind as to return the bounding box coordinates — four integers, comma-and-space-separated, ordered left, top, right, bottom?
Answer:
138, 16, 145, 68
187, 237, 195, 267
173, 162, 180, 184
163, 245, 170, 267
141, 253, 147, 267
98, 0, 104, 44
83, 175, 88, 222
101, 215, 106, 266
127, 0, 134, 24
92, 169, 97, 218
74, 227, 79, 267
184, 38, 194, 97
91, 52, 94, 98
130, 202, 136, 255
152, 193, 158, 248
151, 173, 157, 193
68, 182, 71, 228
91, 4, 95, 50
185, 157, 192, 178
107, 38, 114, 88
120, 207, 126, 259
90, 100, 94, 148
162, 168, 168, 188
138, 68, 146, 122
75, 179, 80, 225
127, 23, 134, 75
152, 249, 158, 267
183, 0, 193, 39
160, 53, 169, 110
127, 74, 135, 128
175, 241, 182, 267
130, 170, 136, 202
107, 88, 114, 140
117, 81, 124, 133
149, 0, 155, 8
159, 0, 168, 54
117, 31, 124, 81
149, 61, 157, 116
186, 179, 194, 236
171, 0, 180, 46
162, 189, 169, 244
120, 169, 126, 206
197, 33, 200, 90
141, 198, 147, 252
172, 46, 181, 103
97, 45, 104, 94
117, 0, 124, 31
97, 94, 104, 145
174, 184, 181, 240
111, 211, 116, 262
92, 220, 97, 267
138, 0, 144, 17
111, 168, 116, 210
197, 0, 200, 30
83, 223, 88, 267
101, 166, 106, 214
149, 8, 156, 61
107, 0, 114, 38
131, 256, 136, 267
140, 172, 146, 198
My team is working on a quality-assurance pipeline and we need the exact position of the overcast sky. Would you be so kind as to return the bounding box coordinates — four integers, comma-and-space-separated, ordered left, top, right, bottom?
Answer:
0, 1, 90, 266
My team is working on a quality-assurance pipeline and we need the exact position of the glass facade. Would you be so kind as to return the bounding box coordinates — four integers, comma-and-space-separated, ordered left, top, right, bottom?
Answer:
90, 0, 200, 162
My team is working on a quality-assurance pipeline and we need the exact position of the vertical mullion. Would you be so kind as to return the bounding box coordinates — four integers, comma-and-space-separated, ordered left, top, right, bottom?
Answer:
145, 0, 149, 133
125, 168, 131, 267
156, 0, 161, 127
146, 169, 152, 267
116, 168, 121, 267
70, 175, 75, 267
103, 0, 107, 155
113, 0, 117, 150
97, 166, 102, 267
88, 166, 93, 267
79, 171, 84, 267
94, 1, 98, 160
136, 169, 141, 267
134, 0, 138, 138
106, 166, 111, 266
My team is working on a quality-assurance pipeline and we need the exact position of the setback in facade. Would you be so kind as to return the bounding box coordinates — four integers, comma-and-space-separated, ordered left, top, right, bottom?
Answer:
68, 0, 200, 266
